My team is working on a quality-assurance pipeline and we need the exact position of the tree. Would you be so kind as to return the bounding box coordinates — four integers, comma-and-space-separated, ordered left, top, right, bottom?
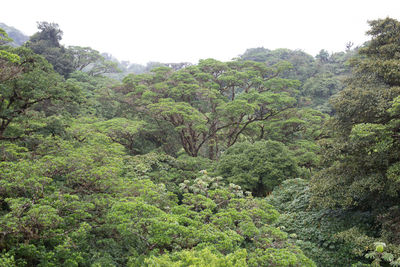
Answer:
68, 46, 103, 71
34, 21, 63, 46
303, 18, 400, 266
26, 22, 74, 77
87, 58, 120, 76
311, 17, 400, 212
68, 46, 121, 76
240, 48, 315, 82
316, 49, 330, 63
0, 46, 79, 140
119, 59, 298, 159
241, 107, 326, 176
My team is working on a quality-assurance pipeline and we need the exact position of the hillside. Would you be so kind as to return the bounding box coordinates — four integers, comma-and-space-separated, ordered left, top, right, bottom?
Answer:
0, 22, 29, 46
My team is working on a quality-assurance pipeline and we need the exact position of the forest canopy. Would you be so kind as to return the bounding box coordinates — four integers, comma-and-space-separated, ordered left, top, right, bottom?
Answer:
1, 17, 400, 267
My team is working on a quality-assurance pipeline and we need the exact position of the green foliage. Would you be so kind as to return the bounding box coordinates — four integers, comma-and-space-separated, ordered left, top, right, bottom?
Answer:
103, 169, 313, 266
247, 247, 315, 267
68, 46, 103, 71
0, 27, 21, 82
120, 58, 298, 158
26, 22, 74, 77
0, 132, 128, 265
67, 116, 146, 154
240, 47, 315, 82
358, 242, 400, 266
217, 140, 300, 196
240, 46, 355, 116
298, 20, 400, 267
311, 17, 400, 211
0, 46, 82, 140
268, 179, 375, 266
337, 229, 400, 267
0, 50, 20, 63
241, 107, 327, 178
1, 18, 379, 267
66, 70, 121, 119
124, 152, 213, 195
0, 127, 314, 266
302, 73, 344, 112
143, 248, 248, 267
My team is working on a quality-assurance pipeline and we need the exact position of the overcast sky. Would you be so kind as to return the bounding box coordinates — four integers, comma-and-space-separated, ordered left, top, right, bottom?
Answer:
2, 0, 400, 64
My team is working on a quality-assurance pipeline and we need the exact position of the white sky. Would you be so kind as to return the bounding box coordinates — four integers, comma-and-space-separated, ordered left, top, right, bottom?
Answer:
2, 0, 400, 64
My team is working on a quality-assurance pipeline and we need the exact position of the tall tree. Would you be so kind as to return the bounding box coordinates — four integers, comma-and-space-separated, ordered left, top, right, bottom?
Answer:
0, 46, 79, 140
119, 59, 298, 158
311, 18, 400, 211
68, 46, 102, 71
26, 22, 74, 77
68, 46, 120, 75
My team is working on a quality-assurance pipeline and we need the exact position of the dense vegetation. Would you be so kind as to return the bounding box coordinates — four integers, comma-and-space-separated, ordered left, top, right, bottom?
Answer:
1, 18, 400, 266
